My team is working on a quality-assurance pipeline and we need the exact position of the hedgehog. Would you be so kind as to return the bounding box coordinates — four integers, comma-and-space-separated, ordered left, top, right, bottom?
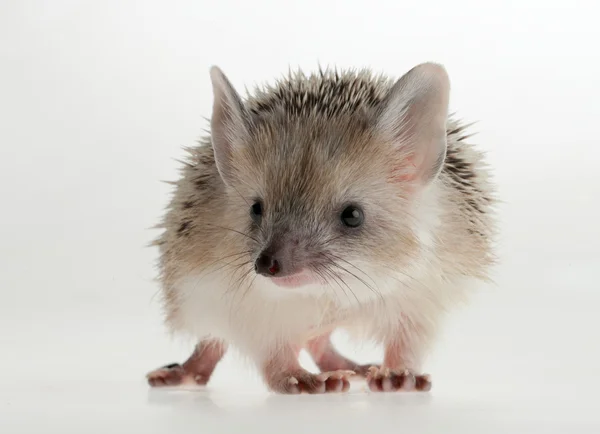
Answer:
146, 62, 495, 394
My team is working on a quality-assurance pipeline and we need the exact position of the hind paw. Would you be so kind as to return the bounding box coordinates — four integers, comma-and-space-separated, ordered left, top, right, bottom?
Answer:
366, 367, 431, 392
268, 369, 355, 394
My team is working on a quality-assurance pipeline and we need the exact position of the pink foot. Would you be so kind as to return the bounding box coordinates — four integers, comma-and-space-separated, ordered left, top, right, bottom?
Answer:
146, 339, 227, 388
268, 369, 355, 394
366, 367, 432, 392
146, 363, 208, 387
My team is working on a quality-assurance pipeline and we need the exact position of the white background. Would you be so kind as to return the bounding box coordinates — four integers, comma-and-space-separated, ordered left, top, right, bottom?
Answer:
1, 0, 599, 432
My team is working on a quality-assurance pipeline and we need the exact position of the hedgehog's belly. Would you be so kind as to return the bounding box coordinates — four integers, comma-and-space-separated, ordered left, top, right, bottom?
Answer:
169, 271, 336, 355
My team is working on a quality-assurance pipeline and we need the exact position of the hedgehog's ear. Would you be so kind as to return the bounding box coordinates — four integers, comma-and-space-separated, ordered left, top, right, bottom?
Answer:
209, 66, 250, 185
376, 62, 450, 186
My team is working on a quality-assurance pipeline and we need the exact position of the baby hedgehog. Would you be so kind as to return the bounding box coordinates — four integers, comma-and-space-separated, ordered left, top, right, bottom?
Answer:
146, 62, 495, 394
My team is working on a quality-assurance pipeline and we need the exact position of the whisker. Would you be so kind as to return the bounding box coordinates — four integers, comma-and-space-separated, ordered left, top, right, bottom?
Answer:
320, 233, 345, 246
210, 257, 252, 276
335, 272, 364, 308
224, 261, 254, 296
204, 223, 260, 243
326, 252, 379, 289
319, 265, 350, 304
321, 261, 361, 306
230, 270, 258, 318
313, 268, 344, 305
231, 266, 254, 301
204, 250, 253, 270
239, 272, 257, 304
323, 253, 384, 303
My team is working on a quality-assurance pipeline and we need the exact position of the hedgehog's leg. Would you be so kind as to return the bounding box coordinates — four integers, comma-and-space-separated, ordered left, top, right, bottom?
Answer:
263, 342, 354, 394
147, 339, 227, 387
366, 321, 433, 392
306, 332, 378, 377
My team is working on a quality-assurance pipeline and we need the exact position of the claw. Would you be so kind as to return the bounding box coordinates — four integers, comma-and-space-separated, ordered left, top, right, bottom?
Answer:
366, 367, 431, 392
269, 370, 353, 394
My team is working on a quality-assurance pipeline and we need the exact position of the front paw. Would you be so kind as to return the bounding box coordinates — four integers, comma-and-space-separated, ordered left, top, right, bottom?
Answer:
146, 363, 208, 387
268, 370, 354, 394
366, 367, 432, 392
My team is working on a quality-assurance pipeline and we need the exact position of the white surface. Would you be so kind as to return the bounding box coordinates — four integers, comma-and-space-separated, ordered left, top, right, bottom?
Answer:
1, 0, 599, 432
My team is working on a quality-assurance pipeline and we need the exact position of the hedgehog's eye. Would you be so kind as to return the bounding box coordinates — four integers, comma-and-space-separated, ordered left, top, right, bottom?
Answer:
250, 201, 262, 223
340, 205, 364, 228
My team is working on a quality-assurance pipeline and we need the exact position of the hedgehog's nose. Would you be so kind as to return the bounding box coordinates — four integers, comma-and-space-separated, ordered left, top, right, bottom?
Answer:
255, 253, 281, 276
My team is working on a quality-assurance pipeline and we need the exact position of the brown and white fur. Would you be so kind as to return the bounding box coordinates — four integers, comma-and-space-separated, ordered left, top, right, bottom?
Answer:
146, 63, 495, 394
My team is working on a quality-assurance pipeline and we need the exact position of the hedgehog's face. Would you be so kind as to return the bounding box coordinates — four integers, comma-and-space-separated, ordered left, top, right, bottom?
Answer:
227, 121, 418, 298
208, 63, 450, 301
